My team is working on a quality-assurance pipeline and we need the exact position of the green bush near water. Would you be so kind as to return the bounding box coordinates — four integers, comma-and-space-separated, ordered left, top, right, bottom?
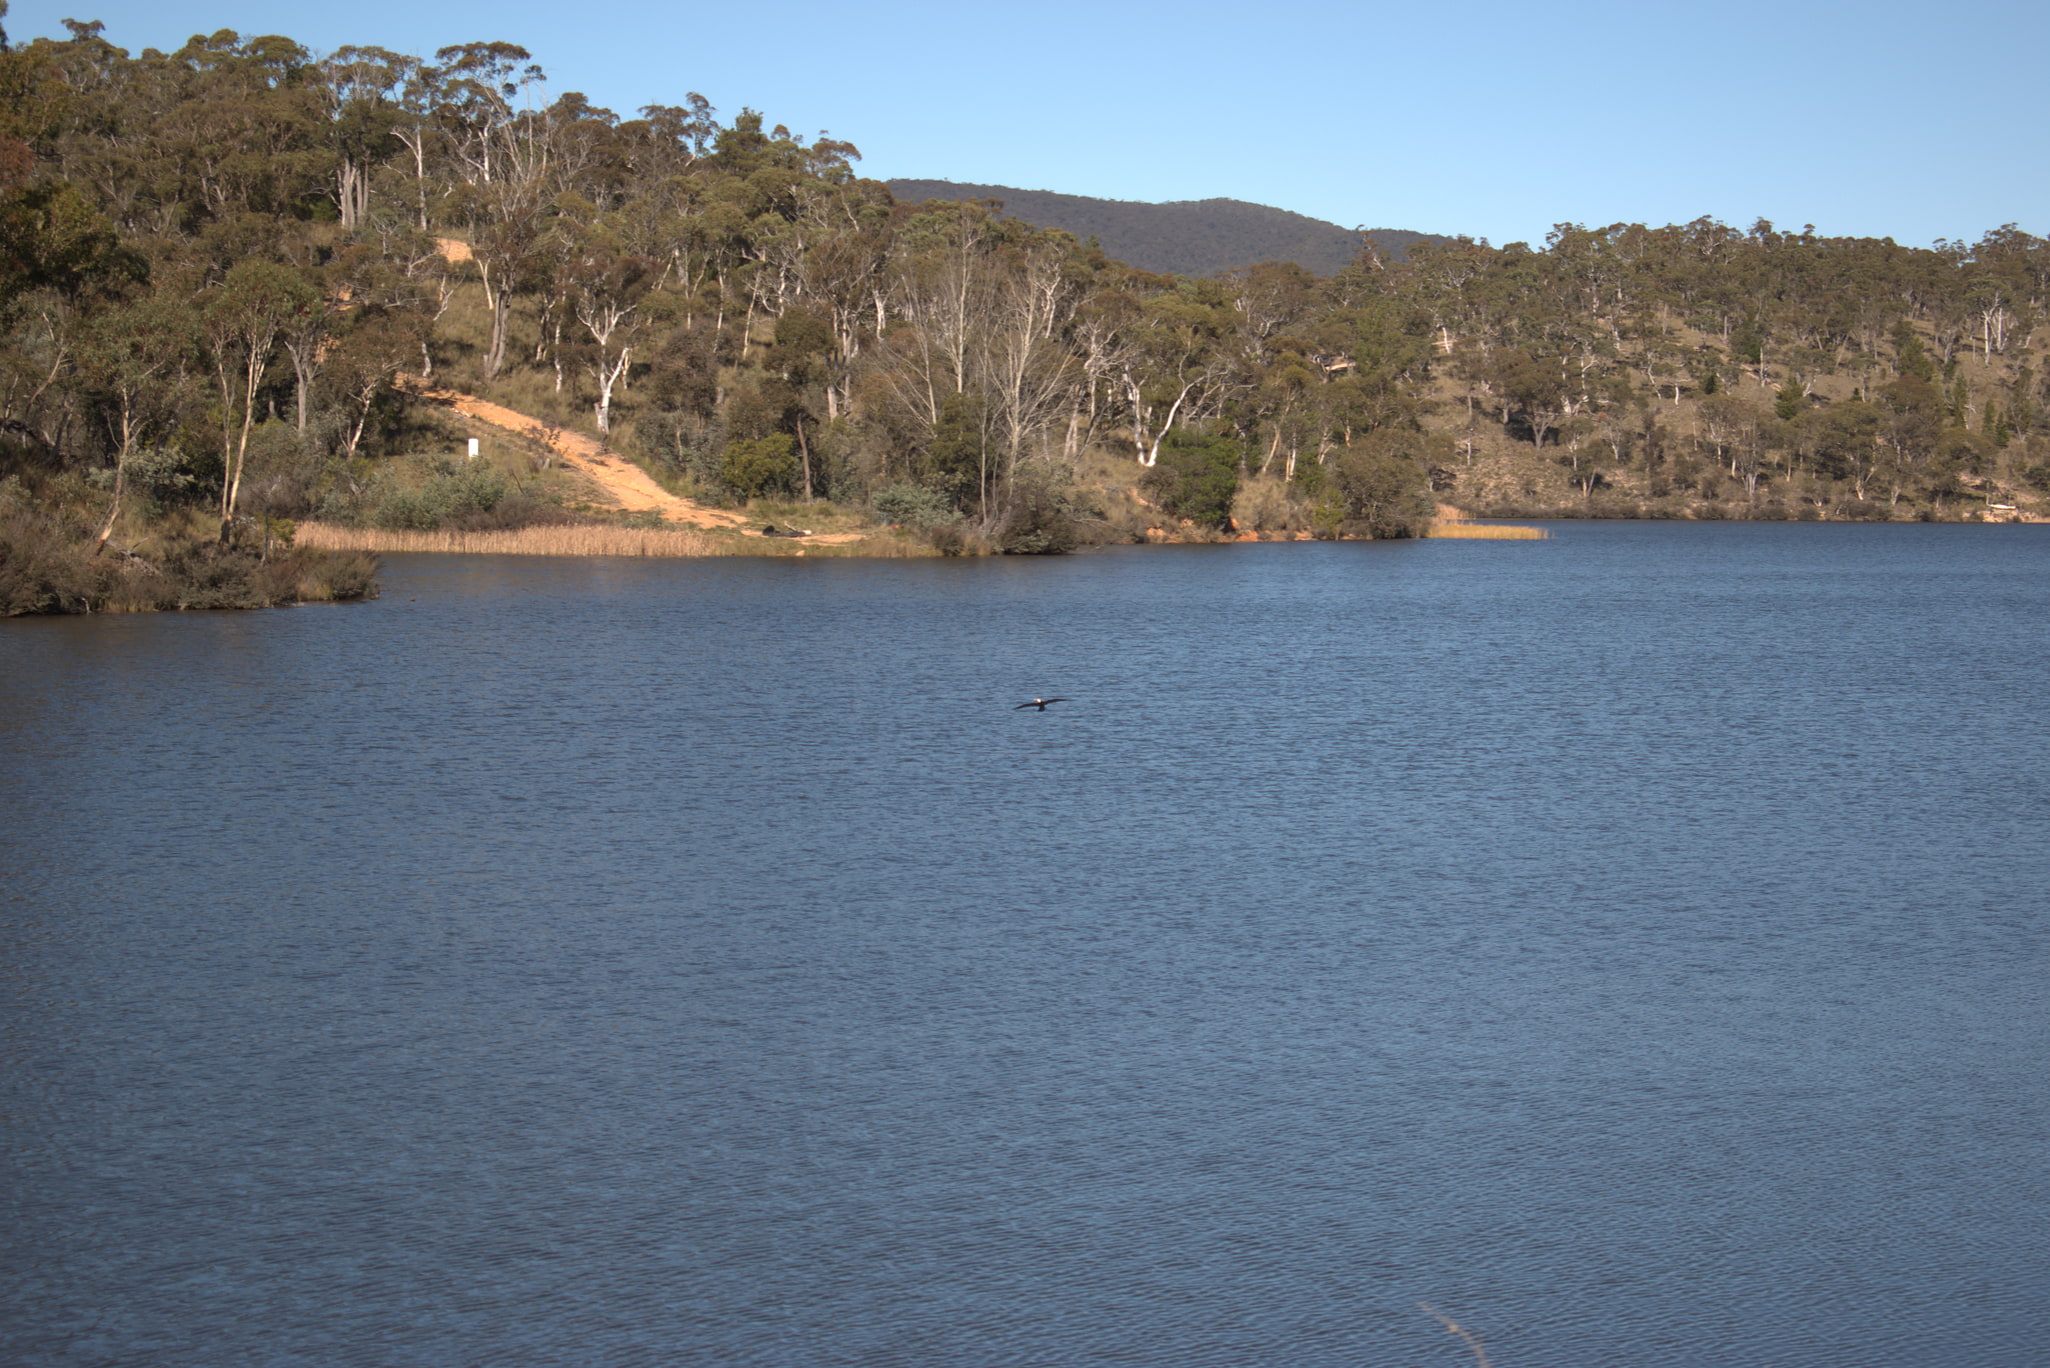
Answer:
0, 502, 379, 616
720, 435, 800, 501
1141, 430, 1242, 528
366, 457, 510, 531
871, 483, 960, 530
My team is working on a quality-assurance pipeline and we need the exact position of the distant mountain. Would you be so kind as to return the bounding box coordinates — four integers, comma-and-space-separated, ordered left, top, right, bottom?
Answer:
886, 180, 1448, 278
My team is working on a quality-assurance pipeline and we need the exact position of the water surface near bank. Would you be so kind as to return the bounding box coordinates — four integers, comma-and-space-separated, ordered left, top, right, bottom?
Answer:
5, 523, 2047, 1367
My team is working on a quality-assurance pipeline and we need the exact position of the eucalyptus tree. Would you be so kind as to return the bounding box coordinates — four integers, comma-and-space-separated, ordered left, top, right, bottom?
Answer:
434, 41, 548, 377
317, 46, 408, 232
977, 235, 1082, 487
624, 96, 719, 181
785, 178, 893, 419
879, 200, 995, 431
202, 258, 316, 538
1242, 347, 1320, 480
1492, 348, 1571, 450
319, 304, 423, 458
568, 239, 652, 434
161, 31, 330, 230
1118, 279, 1240, 466
79, 291, 195, 547
1062, 274, 1143, 460
1400, 234, 1491, 355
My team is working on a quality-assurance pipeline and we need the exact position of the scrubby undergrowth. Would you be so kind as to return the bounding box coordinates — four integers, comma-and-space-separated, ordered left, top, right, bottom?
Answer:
0, 500, 379, 616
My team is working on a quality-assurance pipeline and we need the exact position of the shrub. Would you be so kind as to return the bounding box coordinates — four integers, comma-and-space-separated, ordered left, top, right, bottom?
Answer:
1141, 429, 1241, 527
124, 444, 204, 516
1231, 476, 1308, 535
871, 482, 958, 530
368, 457, 508, 530
0, 503, 379, 615
1328, 433, 1435, 538
994, 479, 1077, 555
720, 434, 798, 500
0, 507, 97, 614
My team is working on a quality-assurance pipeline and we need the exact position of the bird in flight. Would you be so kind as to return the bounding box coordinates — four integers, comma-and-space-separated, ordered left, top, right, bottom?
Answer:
1014, 697, 1069, 711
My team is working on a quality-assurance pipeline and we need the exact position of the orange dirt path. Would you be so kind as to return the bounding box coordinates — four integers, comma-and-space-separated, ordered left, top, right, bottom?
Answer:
395, 375, 752, 530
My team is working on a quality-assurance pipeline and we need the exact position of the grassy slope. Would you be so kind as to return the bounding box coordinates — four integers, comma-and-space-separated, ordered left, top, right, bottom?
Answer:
1419, 325, 2042, 521
426, 248, 2043, 536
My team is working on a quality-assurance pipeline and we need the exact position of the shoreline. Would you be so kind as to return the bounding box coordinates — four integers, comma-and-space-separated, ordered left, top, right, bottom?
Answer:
291, 521, 927, 559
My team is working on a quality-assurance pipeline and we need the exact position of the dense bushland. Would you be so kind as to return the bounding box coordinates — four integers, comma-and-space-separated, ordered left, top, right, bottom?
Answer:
2, 10, 2046, 616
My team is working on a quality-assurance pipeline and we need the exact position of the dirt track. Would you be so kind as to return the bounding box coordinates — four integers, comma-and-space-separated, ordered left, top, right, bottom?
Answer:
396, 375, 754, 530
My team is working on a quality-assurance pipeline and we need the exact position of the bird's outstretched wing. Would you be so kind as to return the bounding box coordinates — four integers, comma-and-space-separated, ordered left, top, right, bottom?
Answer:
1013, 697, 1071, 709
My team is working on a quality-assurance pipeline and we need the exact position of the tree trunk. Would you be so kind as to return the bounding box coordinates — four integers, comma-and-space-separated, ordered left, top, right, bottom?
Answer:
94, 405, 135, 556
220, 359, 261, 543
287, 343, 314, 431
592, 346, 630, 434
794, 414, 813, 499
484, 289, 511, 378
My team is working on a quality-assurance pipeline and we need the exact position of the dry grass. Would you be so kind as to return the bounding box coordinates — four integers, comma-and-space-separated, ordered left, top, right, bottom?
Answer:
295, 521, 939, 559
297, 521, 719, 557
1428, 519, 1549, 539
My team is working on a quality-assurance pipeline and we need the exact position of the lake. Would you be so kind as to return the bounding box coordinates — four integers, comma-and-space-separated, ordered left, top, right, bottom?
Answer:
4, 522, 2047, 1367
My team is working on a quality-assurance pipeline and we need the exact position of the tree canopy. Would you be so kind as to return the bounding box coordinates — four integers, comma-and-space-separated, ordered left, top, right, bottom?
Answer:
2, 19, 2046, 615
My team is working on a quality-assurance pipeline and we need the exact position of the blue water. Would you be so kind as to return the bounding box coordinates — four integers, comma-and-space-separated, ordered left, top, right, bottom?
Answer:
4, 523, 2047, 1367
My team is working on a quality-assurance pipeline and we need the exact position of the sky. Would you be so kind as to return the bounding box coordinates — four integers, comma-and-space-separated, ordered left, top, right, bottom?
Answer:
10, 0, 2046, 248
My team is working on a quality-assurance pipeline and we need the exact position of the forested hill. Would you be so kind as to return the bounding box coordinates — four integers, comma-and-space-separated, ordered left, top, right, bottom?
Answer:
5, 21, 2050, 618
887, 181, 1445, 277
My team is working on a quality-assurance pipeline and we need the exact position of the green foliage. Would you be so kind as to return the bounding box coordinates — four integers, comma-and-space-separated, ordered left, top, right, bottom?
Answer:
122, 445, 203, 514
3, 20, 2049, 565
720, 434, 798, 501
1892, 322, 1936, 382
1775, 379, 1806, 422
644, 328, 720, 420
0, 499, 377, 614
2007, 367, 2038, 435
1141, 429, 1241, 527
1935, 426, 1991, 477
240, 421, 326, 518
0, 179, 132, 304
1327, 431, 1435, 538
994, 477, 1078, 555
922, 392, 988, 513
871, 483, 957, 530
771, 308, 833, 384
723, 382, 800, 444
368, 455, 508, 530
1800, 400, 1881, 483
1732, 317, 1764, 367
1494, 349, 1572, 447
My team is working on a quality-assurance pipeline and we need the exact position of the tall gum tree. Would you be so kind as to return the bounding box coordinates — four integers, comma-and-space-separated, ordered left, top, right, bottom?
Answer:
435, 42, 547, 378
203, 258, 314, 539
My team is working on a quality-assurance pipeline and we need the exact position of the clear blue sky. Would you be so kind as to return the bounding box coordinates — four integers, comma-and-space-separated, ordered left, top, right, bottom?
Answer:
11, 0, 2045, 248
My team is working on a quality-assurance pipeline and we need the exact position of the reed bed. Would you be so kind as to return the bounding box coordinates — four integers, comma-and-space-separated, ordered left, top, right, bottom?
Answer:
1428, 520, 1549, 540
296, 522, 720, 557
294, 521, 938, 559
